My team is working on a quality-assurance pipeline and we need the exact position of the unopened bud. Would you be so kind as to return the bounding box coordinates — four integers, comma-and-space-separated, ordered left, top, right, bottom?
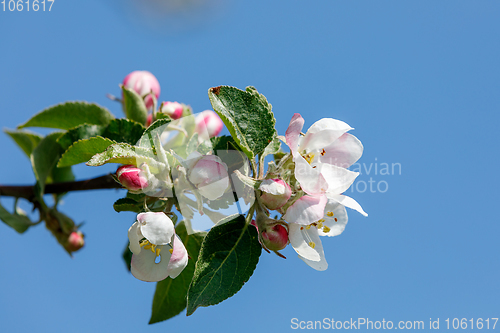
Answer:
195, 110, 223, 138
66, 231, 85, 252
259, 179, 292, 210
188, 155, 229, 200
122, 70, 161, 109
116, 165, 149, 192
261, 224, 288, 251
160, 101, 183, 120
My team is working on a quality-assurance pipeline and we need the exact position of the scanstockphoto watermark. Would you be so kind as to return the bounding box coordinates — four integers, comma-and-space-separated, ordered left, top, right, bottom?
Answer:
348, 158, 402, 194
290, 317, 498, 330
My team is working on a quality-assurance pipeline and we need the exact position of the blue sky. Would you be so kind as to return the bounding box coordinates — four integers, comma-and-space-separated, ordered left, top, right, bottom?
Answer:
1, 1, 499, 332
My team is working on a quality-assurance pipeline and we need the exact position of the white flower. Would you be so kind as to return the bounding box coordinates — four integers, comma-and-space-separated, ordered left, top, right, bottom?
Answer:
128, 212, 188, 282
287, 199, 348, 271
283, 113, 367, 223
281, 113, 368, 271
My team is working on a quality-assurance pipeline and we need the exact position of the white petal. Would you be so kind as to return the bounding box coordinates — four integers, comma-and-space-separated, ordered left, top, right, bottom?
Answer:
128, 221, 143, 255
166, 234, 189, 278
285, 113, 304, 157
138, 212, 175, 245
320, 164, 359, 194
329, 194, 368, 217
294, 156, 328, 195
197, 177, 230, 200
284, 195, 327, 225
259, 179, 286, 195
288, 223, 320, 261
320, 133, 363, 168
300, 118, 353, 152
318, 201, 348, 237
298, 227, 328, 271
131, 245, 170, 282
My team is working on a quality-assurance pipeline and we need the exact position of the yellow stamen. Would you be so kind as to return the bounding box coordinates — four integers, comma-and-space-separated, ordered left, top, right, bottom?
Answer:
156, 248, 161, 256
318, 219, 325, 223
308, 241, 316, 249
150, 244, 157, 254
169, 249, 173, 254
326, 211, 334, 217
303, 153, 315, 165
140, 240, 149, 247
143, 244, 152, 250
323, 226, 331, 233
305, 225, 311, 230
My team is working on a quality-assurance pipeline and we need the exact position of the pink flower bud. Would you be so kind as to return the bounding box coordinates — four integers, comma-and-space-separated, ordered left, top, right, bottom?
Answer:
66, 231, 85, 252
259, 179, 292, 210
261, 224, 288, 252
188, 155, 229, 200
123, 71, 161, 109
161, 101, 183, 120
116, 165, 149, 192
195, 110, 223, 138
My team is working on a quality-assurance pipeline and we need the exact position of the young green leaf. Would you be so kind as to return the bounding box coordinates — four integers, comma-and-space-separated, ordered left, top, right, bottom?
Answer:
101, 118, 145, 145
86, 142, 160, 170
57, 124, 106, 151
208, 86, 277, 159
150, 222, 207, 324
57, 136, 115, 168
0, 201, 33, 233
4, 129, 43, 158
186, 215, 261, 315
31, 132, 64, 193
57, 119, 145, 151
121, 85, 148, 125
18, 102, 114, 130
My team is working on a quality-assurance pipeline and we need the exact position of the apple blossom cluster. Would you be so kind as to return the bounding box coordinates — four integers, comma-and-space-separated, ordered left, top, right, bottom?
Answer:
114, 71, 367, 280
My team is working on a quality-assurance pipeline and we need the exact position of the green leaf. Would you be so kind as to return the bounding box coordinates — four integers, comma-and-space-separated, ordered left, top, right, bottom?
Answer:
101, 118, 145, 145
18, 102, 114, 130
57, 119, 145, 151
86, 142, 160, 169
121, 85, 148, 125
57, 124, 106, 151
0, 201, 32, 233
208, 86, 277, 159
150, 222, 206, 324
31, 132, 64, 193
57, 136, 115, 168
210, 135, 240, 152
186, 215, 261, 315
113, 198, 143, 213
4, 129, 42, 158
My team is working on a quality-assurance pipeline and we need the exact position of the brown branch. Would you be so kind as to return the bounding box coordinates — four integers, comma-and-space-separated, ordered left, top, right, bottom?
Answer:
0, 174, 123, 201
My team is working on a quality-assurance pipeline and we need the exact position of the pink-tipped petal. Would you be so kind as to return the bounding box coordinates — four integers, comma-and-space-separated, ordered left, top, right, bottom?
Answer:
320, 133, 364, 168
294, 156, 328, 195
166, 234, 189, 278
285, 113, 304, 157
300, 118, 352, 152
283, 194, 327, 225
